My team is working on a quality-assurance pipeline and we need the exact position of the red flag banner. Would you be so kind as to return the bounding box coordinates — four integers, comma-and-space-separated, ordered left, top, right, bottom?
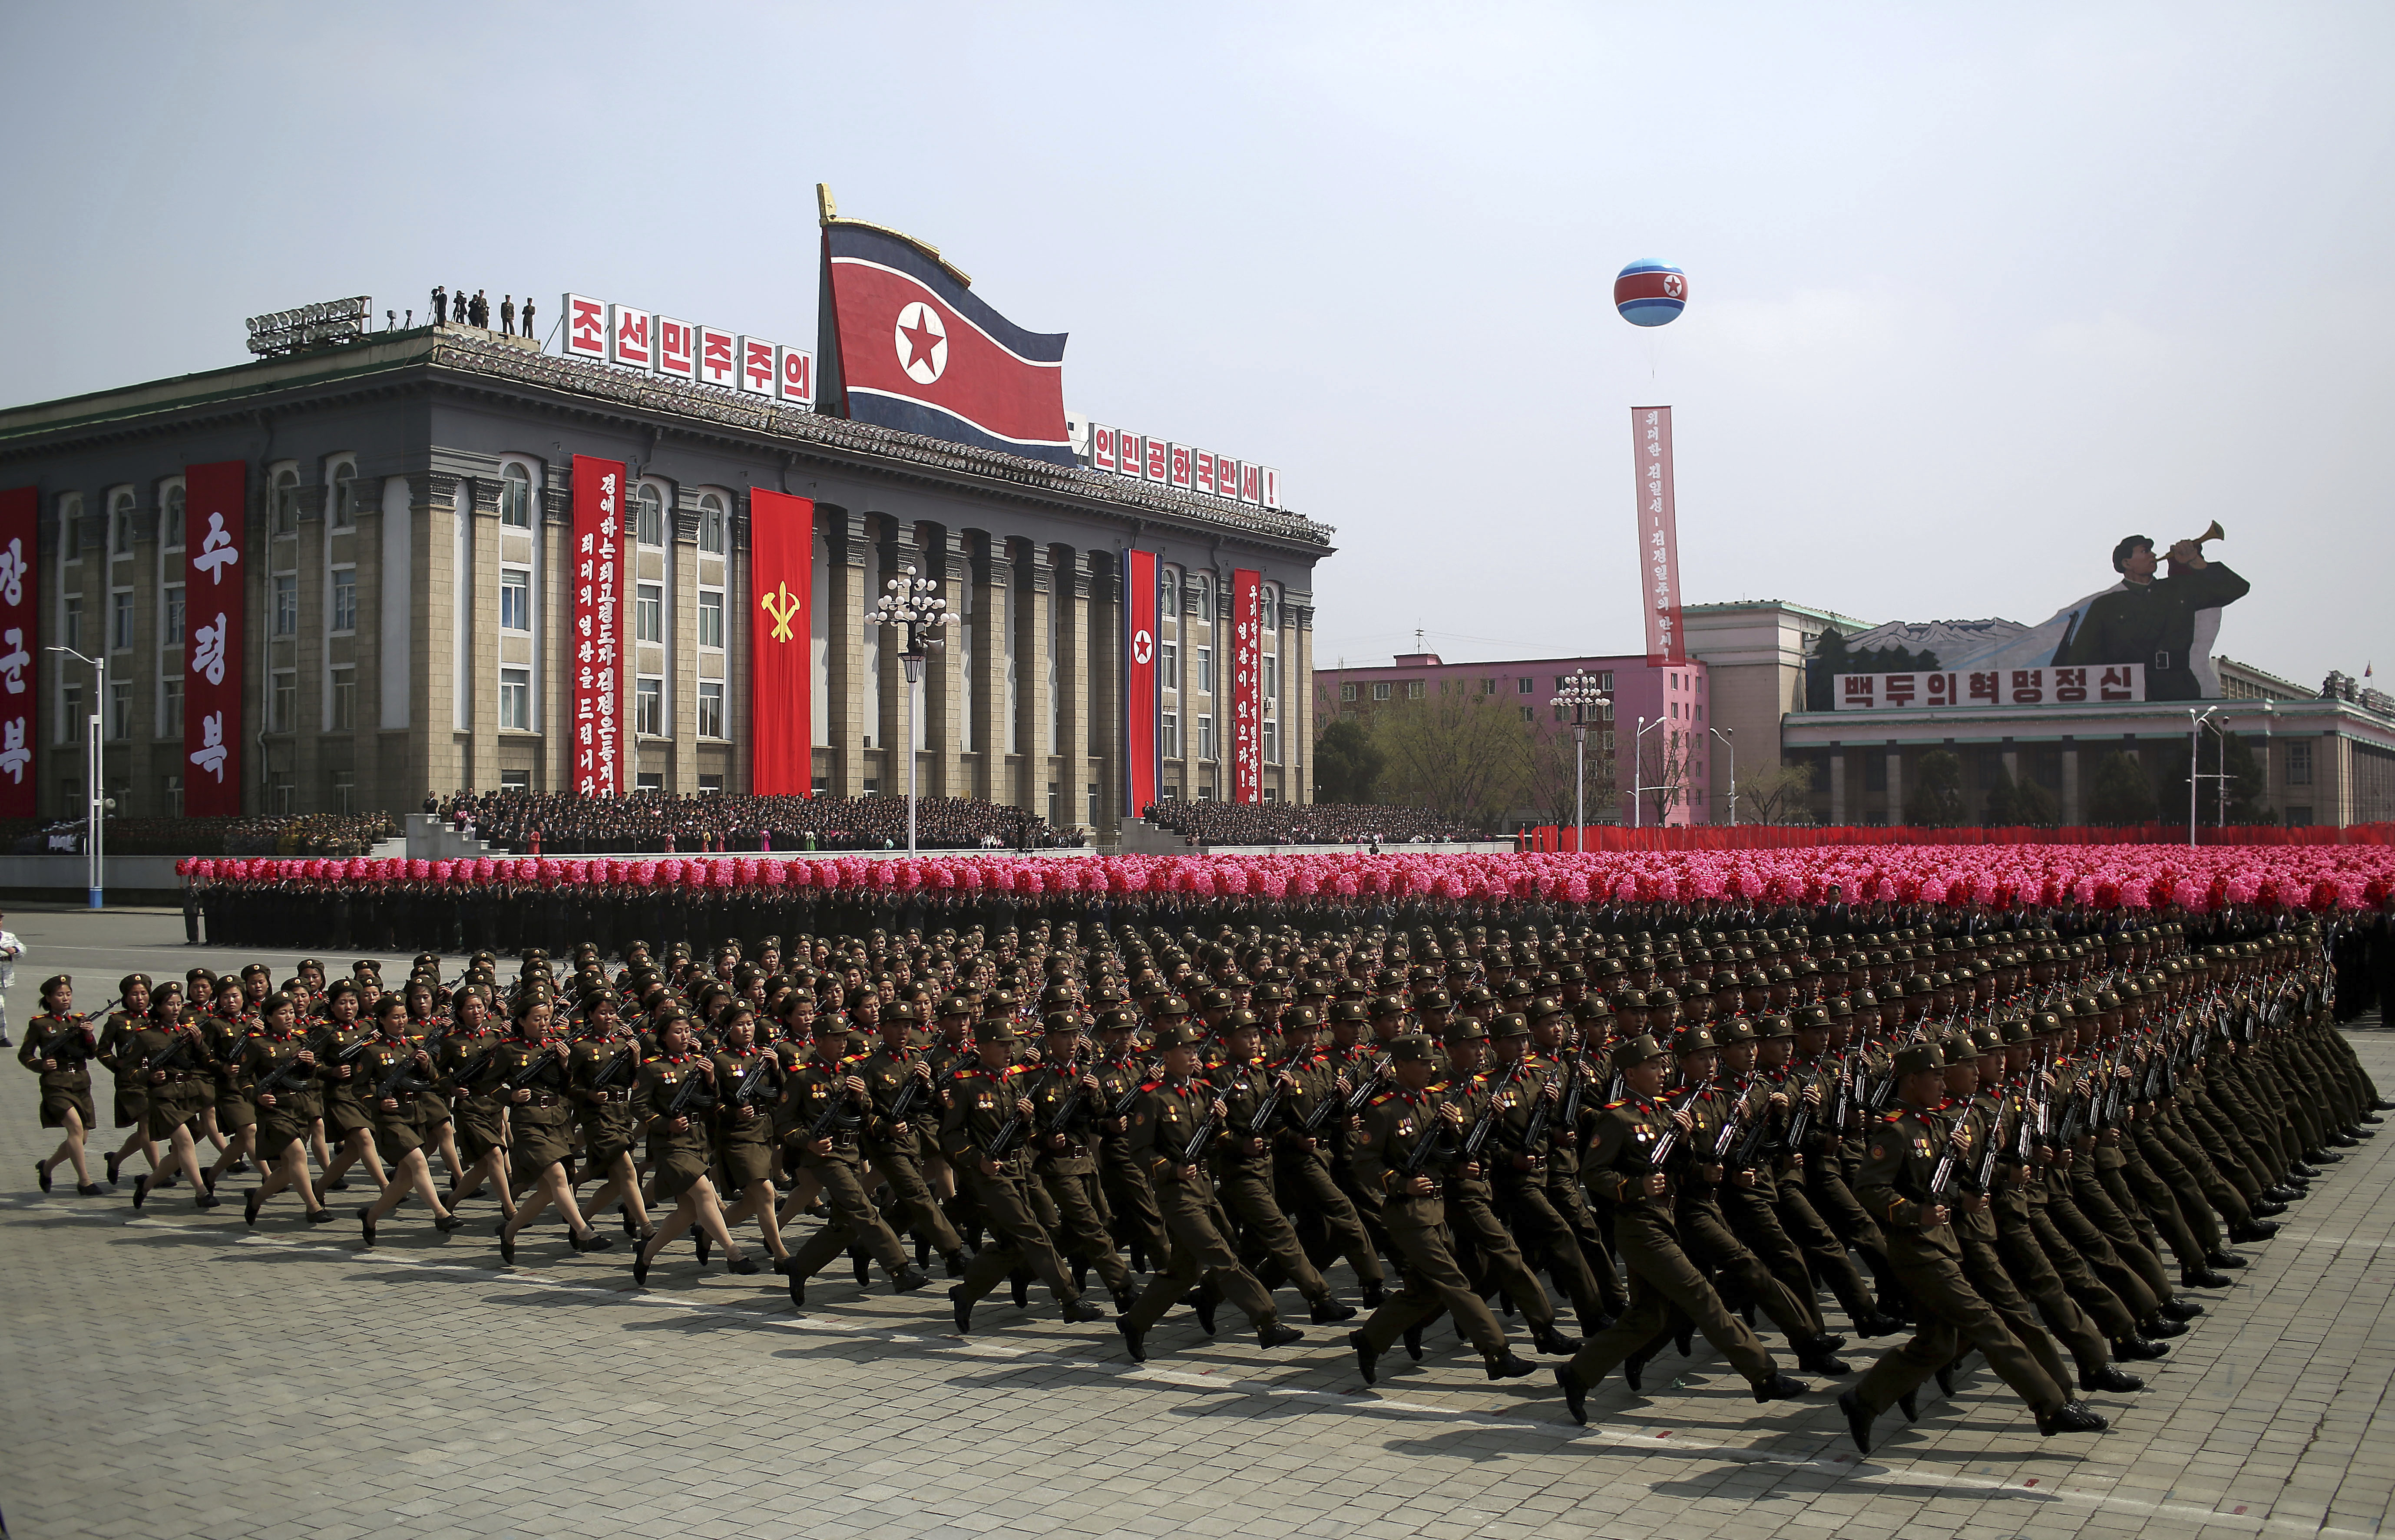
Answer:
1123, 549, 1158, 818
749, 489, 815, 796
1634, 406, 1683, 666
1231, 568, 1262, 804
183, 461, 246, 815
0, 486, 36, 816
571, 455, 627, 799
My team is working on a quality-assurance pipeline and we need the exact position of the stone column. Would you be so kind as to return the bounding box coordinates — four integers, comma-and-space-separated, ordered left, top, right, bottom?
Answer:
466, 476, 504, 793
1055, 549, 1092, 832
536, 477, 569, 796
2321, 731, 2348, 828
291, 483, 327, 810
1019, 543, 1053, 816
923, 526, 967, 800
347, 475, 381, 813
1885, 744, 1904, 823
2059, 740, 2081, 824
1828, 746, 1846, 825
406, 472, 463, 802
1086, 552, 1120, 835
825, 509, 870, 796
879, 519, 920, 799
671, 490, 702, 795
969, 538, 1007, 802
1291, 595, 1315, 805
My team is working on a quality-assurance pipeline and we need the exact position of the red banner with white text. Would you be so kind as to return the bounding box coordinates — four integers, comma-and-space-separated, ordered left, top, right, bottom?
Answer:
183, 461, 247, 815
749, 489, 815, 796
0, 487, 36, 816
1633, 406, 1683, 666
571, 455, 628, 798
1123, 549, 1158, 817
1232, 568, 1262, 804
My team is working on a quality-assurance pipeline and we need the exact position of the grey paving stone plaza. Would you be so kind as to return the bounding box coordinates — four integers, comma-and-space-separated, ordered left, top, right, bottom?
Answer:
2, 908, 2389, 1540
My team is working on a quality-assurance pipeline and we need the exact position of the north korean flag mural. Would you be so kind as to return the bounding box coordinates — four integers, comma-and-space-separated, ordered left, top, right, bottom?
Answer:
818, 219, 1075, 465
0, 486, 36, 816
749, 489, 815, 797
1122, 549, 1158, 819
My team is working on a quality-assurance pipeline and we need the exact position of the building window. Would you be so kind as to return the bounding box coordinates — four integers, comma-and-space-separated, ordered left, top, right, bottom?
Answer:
636, 582, 663, 643
1405, 679, 1424, 700
1198, 782, 1214, 801
162, 485, 185, 549
274, 574, 298, 636
699, 774, 724, 794
635, 771, 665, 792
499, 568, 531, 632
1372, 681, 1390, 701
1198, 715, 1216, 761
1196, 645, 1213, 694
107, 679, 131, 740
331, 769, 356, 815
636, 484, 666, 548
697, 680, 725, 738
58, 683, 80, 744
1192, 573, 1211, 621
1161, 711, 1179, 760
273, 468, 301, 536
698, 492, 726, 554
110, 590, 134, 651
1339, 682, 1356, 702
110, 490, 135, 556
1518, 677, 1534, 693
271, 671, 297, 733
635, 676, 663, 736
160, 677, 183, 738
1263, 720, 1280, 764
62, 595, 83, 651
162, 585, 184, 649
500, 770, 532, 792
1159, 567, 1178, 619
1263, 786, 1280, 803
1260, 585, 1277, 632
162, 772, 182, 816
1520, 707, 1535, 723
2287, 741, 2312, 786
60, 493, 82, 561
499, 667, 531, 730
1603, 730, 1615, 752
1264, 655, 1279, 702
331, 665, 356, 730
698, 588, 724, 648
1088, 783, 1099, 824
1600, 671, 1615, 689
270, 772, 294, 814
331, 568, 357, 633
330, 462, 355, 530
500, 463, 532, 528
1161, 782, 1179, 800
1160, 641, 1179, 692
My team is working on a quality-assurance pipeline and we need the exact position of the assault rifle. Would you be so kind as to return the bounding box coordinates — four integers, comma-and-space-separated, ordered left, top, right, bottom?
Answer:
1644, 1081, 1710, 1167
499, 1046, 561, 1097
1975, 1104, 2005, 1193
1305, 1051, 1392, 1136
253, 1046, 316, 1101
1046, 1046, 1095, 1139
36, 1018, 97, 1071
144, 1025, 203, 1076
1555, 1043, 1593, 1136
980, 1073, 1026, 1159
1180, 1098, 1220, 1167
731, 1052, 780, 1110
1462, 1062, 1525, 1160
664, 1064, 717, 1120
586, 1042, 638, 1099
1244, 1060, 1293, 1140
885, 1059, 931, 1128
1399, 1095, 1452, 1182
1829, 1053, 1857, 1132
1712, 1073, 1761, 1162
373, 1048, 439, 1104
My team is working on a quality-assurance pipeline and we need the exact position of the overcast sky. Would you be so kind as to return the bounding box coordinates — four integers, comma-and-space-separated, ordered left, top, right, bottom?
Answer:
5, 3, 2388, 687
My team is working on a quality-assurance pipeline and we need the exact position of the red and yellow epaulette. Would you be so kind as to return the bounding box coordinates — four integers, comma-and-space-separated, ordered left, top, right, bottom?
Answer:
1369, 1091, 1400, 1107
1604, 1099, 1629, 1110
1139, 1080, 1162, 1093
1879, 1108, 1905, 1123
643, 1055, 662, 1063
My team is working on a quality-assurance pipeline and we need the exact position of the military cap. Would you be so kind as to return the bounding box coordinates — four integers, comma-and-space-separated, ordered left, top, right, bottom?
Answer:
1717, 1017, 1757, 1045
118, 972, 152, 994
1040, 1011, 1081, 1037
1795, 1005, 1833, 1031
1368, 994, 1409, 1018
976, 1018, 1021, 1044
1389, 1034, 1439, 1062
1327, 1000, 1369, 1024
1759, 1012, 1796, 1040
1574, 996, 1615, 1024
1096, 1008, 1141, 1033
2031, 1010, 2066, 1035
1444, 1018, 1489, 1042
1414, 987, 1453, 1011
1461, 986, 1497, 1008
1491, 1011, 1532, 1038
1671, 1024, 1717, 1057
1969, 1024, 2005, 1054
1892, 1042, 1945, 1076
1611, 1033, 1668, 1070
1280, 1005, 1322, 1030
1153, 1021, 1204, 1049
1614, 988, 1649, 1011
1150, 995, 1192, 1019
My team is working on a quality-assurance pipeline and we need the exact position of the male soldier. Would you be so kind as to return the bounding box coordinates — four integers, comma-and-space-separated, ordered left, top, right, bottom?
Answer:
1090, 1005, 1169, 1274
1346, 1035, 1540, 1385
1269, 1004, 1386, 1307
1486, 1014, 1614, 1332
860, 1001, 968, 1276
1028, 1012, 1139, 1311
941, 1019, 1101, 1331
1554, 1032, 1809, 1424
785, 1013, 927, 1305
2055, 534, 2249, 701
1116, 1021, 1300, 1360
1840, 1040, 2107, 1453
1210, 1011, 1356, 1324
1430, 1019, 1578, 1355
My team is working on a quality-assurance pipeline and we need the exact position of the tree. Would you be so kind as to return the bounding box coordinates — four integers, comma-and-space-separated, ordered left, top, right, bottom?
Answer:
2157, 731, 2267, 827
1523, 721, 1616, 830
1905, 748, 1968, 827
1739, 760, 1817, 825
1312, 717, 1385, 804
2014, 774, 2061, 826
1982, 765, 2020, 826
2087, 750, 2158, 826
1367, 688, 1528, 824
1631, 725, 1699, 825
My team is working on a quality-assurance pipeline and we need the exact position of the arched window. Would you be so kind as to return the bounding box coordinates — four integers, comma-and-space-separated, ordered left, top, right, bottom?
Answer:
1159, 565, 1178, 622
109, 489, 135, 555
60, 492, 82, 560
273, 468, 301, 535
331, 461, 356, 529
162, 485, 185, 549
636, 484, 666, 548
1191, 572, 1211, 623
1259, 583, 1278, 634
697, 492, 726, 554
500, 463, 531, 529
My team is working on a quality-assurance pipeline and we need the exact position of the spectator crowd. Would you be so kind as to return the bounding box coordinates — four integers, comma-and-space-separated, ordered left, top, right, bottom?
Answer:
1138, 800, 1479, 846
434, 792, 1078, 855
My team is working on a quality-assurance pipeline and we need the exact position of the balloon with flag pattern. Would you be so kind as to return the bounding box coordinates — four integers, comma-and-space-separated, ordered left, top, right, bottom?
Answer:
1614, 260, 1688, 327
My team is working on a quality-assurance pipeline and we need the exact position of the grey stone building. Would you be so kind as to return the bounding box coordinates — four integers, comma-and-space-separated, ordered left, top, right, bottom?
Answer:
0, 323, 1330, 829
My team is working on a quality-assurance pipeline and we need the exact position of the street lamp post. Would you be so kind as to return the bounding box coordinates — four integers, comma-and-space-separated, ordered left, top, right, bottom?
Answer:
45, 645, 105, 907
2187, 706, 2216, 847
1549, 671, 1609, 852
872, 564, 953, 856
1709, 726, 1737, 827
1631, 715, 1667, 829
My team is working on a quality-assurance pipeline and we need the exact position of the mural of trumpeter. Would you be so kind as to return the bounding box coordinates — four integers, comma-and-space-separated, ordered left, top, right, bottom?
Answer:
2053, 531, 2249, 701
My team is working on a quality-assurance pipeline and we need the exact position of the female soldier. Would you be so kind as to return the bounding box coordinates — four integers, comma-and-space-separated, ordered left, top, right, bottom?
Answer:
202, 975, 259, 1194
629, 1015, 757, 1286
129, 996, 222, 1211
405, 975, 467, 1187
96, 974, 157, 1188
438, 986, 516, 1222
354, 995, 466, 1246
240, 991, 336, 1226
23, 975, 103, 1193
492, 994, 612, 1263
567, 987, 652, 1241
315, 981, 390, 1194
710, 1007, 793, 1271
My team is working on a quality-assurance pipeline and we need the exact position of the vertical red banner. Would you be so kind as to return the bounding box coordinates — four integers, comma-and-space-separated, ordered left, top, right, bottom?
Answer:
1231, 567, 1262, 804
0, 486, 36, 817
749, 489, 815, 796
571, 455, 627, 799
1122, 549, 1158, 818
182, 461, 247, 815
1634, 406, 1683, 666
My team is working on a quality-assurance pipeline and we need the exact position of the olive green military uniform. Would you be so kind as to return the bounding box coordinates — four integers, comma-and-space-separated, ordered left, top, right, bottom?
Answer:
1118, 1073, 1280, 1337
1348, 1081, 1515, 1361
1209, 1052, 1335, 1308
785, 1047, 910, 1282
940, 1059, 1082, 1312
860, 1040, 964, 1257
19, 1012, 98, 1130
568, 1034, 644, 1168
